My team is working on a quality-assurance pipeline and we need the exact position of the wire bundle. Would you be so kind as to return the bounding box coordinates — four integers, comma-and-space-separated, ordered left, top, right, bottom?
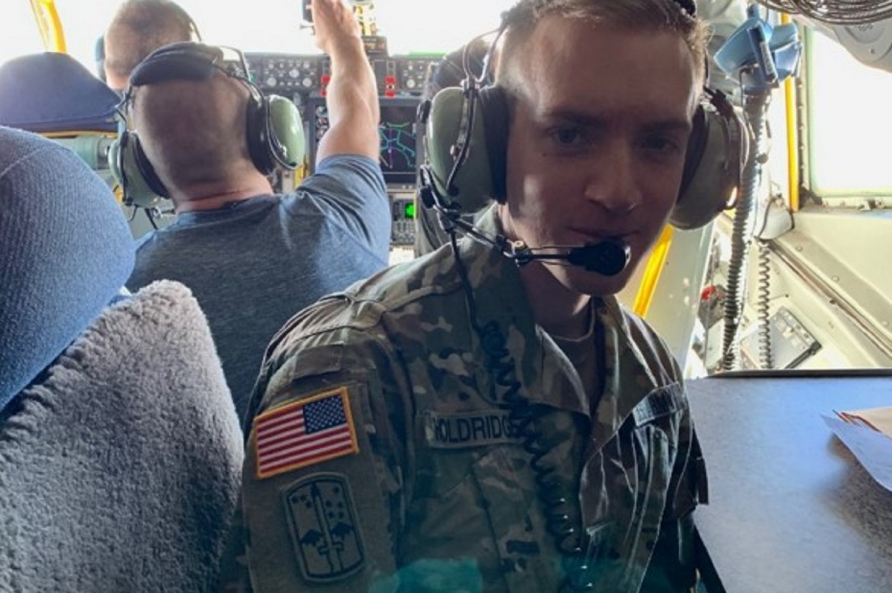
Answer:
757, 0, 892, 24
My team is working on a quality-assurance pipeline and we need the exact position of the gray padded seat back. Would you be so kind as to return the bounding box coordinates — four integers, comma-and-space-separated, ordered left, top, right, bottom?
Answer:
0, 127, 243, 592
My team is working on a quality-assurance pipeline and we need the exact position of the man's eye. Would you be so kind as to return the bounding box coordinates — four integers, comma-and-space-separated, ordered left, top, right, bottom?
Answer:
549, 126, 586, 147
642, 136, 683, 154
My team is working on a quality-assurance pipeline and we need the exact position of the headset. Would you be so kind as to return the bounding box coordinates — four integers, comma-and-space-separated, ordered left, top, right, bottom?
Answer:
109, 42, 304, 208
420, 0, 750, 233
428, 5, 727, 589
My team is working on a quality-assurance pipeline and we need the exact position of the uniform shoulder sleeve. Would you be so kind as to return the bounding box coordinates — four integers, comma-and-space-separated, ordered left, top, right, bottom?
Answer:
242, 324, 412, 593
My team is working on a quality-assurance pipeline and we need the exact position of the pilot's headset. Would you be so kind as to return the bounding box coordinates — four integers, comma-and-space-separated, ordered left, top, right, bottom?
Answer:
420, 0, 750, 231
109, 42, 304, 208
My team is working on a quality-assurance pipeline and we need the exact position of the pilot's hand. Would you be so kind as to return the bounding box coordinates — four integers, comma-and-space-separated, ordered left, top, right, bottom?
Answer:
311, 0, 362, 57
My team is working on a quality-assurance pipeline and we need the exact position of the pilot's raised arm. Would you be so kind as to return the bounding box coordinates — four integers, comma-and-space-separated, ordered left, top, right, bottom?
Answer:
312, 0, 380, 163
122, 0, 390, 421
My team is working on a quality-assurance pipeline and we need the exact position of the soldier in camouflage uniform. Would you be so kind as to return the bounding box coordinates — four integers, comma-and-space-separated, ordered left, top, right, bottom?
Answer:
242, 0, 709, 591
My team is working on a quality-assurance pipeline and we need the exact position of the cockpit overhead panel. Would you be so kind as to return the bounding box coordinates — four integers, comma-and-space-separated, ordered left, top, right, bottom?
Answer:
245, 52, 442, 101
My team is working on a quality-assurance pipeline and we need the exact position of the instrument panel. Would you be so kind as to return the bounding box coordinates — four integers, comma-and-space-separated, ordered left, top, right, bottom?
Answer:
390, 194, 416, 246
246, 54, 322, 93
245, 52, 442, 100
244, 52, 442, 249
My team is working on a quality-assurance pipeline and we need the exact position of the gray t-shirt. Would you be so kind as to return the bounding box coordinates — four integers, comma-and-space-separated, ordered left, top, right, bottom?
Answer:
126, 155, 391, 420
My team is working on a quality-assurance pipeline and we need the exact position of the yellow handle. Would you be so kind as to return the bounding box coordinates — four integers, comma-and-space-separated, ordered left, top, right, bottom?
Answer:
632, 225, 675, 317
353, 5, 377, 37
781, 12, 800, 212
30, 0, 67, 53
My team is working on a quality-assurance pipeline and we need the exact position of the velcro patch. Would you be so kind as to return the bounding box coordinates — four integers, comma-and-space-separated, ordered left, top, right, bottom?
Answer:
422, 409, 523, 449
253, 386, 359, 479
283, 472, 365, 582
632, 383, 686, 427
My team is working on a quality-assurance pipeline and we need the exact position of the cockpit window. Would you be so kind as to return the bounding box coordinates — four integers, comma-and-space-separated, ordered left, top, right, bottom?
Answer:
803, 27, 892, 203
0, 2, 45, 65
1, 0, 516, 73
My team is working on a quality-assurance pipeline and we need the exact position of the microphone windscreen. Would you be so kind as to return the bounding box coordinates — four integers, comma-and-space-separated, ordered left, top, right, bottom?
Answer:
566, 241, 630, 276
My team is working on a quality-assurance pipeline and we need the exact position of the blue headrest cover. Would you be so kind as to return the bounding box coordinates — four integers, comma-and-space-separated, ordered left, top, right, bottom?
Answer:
0, 53, 120, 133
0, 127, 135, 411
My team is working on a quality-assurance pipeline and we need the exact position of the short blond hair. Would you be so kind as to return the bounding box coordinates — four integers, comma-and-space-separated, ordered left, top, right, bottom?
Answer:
496, 0, 709, 90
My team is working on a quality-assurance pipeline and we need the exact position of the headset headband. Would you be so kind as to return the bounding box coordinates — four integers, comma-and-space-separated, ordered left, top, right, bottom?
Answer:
168, 0, 203, 41
120, 42, 261, 120
110, 40, 303, 206
128, 43, 250, 88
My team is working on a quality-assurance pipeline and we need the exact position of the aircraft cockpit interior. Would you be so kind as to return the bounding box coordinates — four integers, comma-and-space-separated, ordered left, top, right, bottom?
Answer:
0, 1, 890, 592
251, 52, 433, 250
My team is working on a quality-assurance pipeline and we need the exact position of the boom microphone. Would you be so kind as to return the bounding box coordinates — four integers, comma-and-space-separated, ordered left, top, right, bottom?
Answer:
509, 240, 631, 277
442, 210, 631, 277
418, 168, 630, 277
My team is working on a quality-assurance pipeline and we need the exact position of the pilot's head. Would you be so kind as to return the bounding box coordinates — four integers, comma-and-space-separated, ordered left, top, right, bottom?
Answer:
128, 67, 266, 208
103, 0, 199, 93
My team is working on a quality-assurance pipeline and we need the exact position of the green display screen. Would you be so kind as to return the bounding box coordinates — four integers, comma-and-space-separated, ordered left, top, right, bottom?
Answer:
403, 201, 416, 220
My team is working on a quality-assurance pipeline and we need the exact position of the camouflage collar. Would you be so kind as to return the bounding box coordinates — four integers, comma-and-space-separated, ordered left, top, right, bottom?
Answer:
456, 207, 679, 447
456, 207, 590, 416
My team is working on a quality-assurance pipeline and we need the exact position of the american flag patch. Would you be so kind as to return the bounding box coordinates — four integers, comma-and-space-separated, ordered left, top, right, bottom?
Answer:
253, 387, 359, 479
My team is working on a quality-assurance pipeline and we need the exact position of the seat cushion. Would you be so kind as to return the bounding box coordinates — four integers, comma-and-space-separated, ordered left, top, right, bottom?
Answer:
0, 53, 120, 133
0, 280, 242, 593
0, 126, 133, 409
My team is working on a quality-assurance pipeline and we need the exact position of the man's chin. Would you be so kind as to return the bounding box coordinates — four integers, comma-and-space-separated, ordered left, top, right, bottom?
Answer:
555, 265, 634, 297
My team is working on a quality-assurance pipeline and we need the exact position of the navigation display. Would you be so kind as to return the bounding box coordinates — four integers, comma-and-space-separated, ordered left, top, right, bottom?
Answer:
307, 96, 421, 186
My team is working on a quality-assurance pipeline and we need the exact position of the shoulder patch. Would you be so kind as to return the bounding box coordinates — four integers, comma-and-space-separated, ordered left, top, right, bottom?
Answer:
632, 383, 686, 427
283, 472, 365, 582
253, 386, 359, 479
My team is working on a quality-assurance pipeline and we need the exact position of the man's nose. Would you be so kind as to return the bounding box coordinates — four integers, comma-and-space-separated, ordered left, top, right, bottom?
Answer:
583, 145, 642, 215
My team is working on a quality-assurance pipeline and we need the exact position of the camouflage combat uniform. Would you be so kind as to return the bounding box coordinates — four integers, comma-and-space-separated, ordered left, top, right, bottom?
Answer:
242, 207, 706, 593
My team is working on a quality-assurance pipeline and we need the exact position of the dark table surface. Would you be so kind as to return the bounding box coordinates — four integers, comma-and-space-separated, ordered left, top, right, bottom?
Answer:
687, 374, 892, 593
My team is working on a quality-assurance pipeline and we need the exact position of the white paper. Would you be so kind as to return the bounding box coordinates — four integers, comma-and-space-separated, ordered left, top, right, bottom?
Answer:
823, 415, 892, 492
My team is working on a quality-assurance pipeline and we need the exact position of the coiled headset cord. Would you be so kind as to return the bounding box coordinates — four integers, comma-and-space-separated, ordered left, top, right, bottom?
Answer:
450, 233, 605, 592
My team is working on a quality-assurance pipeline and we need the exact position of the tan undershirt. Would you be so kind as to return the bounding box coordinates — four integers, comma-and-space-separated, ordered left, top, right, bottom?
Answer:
549, 306, 600, 410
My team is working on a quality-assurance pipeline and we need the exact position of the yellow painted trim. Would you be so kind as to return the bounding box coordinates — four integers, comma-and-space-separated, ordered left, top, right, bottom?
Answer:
295, 160, 310, 183
784, 76, 800, 211
41, 131, 117, 138
29, 0, 67, 53
353, 5, 376, 37
633, 225, 674, 317
781, 13, 801, 212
